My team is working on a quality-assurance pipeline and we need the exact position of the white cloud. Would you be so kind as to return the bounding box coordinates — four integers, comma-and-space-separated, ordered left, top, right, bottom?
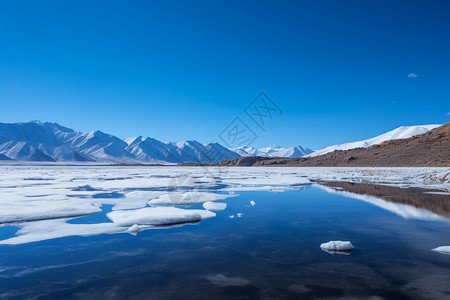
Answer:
407, 73, 418, 78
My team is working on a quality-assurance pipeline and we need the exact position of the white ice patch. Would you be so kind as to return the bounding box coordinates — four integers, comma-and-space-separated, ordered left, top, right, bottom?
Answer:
0, 219, 126, 246
320, 241, 354, 252
109, 191, 164, 211
203, 202, 227, 211
107, 207, 216, 226
148, 191, 236, 206
0, 201, 101, 223
221, 176, 310, 187
431, 246, 450, 255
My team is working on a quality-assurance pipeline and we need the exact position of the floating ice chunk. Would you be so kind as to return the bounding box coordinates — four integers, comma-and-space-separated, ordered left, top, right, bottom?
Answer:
149, 191, 236, 206
107, 207, 215, 227
0, 201, 101, 224
229, 215, 235, 219
432, 246, 450, 255
320, 241, 354, 252
0, 219, 126, 246
250, 200, 256, 206
205, 274, 250, 287
237, 213, 243, 218
203, 201, 227, 211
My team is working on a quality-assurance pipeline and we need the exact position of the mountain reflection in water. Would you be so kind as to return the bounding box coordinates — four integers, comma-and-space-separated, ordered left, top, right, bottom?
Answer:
318, 181, 450, 220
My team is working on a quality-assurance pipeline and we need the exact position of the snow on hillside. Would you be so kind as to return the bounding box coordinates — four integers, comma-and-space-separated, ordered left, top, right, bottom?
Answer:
306, 124, 441, 157
0, 121, 240, 164
233, 145, 313, 158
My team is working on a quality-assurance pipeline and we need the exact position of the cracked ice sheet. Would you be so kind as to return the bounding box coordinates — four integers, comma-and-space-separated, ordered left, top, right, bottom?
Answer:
0, 165, 449, 245
93, 191, 165, 211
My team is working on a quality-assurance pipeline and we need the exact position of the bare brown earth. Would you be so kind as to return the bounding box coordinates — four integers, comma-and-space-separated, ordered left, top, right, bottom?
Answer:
214, 122, 450, 167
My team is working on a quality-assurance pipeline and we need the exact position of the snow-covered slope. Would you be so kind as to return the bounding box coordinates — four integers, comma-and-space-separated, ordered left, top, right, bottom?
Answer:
0, 140, 55, 161
124, 136, 182, 164
306, 124, 442, 157
0, 121, 241, 164
125, 138, 240, 164
233, 145, 313, 158
168, 141, 240, 163
0, 121, 91, 162
64, 130, 137, 163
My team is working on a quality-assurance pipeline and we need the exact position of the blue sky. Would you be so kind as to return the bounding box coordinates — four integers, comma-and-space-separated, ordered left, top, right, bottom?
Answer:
1, 0, 449, 149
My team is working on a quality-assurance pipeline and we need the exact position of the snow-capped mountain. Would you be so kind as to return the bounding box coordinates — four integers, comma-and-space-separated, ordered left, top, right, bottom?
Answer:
306, 124, 442, 157
233, 145, 313, 158
125, 138, 239, 164
124, 136, 182, 164
0, 121, 239, 163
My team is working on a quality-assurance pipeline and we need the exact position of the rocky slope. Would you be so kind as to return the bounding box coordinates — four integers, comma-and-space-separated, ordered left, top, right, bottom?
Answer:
215, 122, 450, 167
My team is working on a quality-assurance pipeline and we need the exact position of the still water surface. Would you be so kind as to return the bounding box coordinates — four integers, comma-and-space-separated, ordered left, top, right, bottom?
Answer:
1, 185, 450, 299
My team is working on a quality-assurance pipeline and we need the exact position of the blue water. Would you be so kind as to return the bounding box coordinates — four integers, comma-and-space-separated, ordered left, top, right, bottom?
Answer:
1, 186, 450, 299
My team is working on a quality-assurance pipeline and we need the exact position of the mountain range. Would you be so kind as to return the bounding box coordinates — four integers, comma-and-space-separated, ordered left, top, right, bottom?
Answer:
0, 121, 442, 164
0, 121, 239, 164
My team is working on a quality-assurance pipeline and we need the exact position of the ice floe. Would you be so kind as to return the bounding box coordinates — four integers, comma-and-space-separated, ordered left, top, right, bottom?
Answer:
320, 241, 354, 255
203, 201, 227, 211
0, 219, 126, 245
107, 207, 216, 226
0, 201, 101, 224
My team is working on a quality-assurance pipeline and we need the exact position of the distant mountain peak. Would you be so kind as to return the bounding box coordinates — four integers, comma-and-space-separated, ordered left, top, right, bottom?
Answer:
232, 144, 313, 158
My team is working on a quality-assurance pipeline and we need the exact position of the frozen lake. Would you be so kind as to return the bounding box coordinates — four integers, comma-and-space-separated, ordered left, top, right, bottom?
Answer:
0, 166, 450, 299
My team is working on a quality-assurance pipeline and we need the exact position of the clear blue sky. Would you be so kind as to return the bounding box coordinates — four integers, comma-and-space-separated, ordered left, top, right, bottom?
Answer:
1, 0, 449, 149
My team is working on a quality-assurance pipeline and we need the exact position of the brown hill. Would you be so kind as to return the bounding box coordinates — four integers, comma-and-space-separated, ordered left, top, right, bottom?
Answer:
215, 122, 450, 167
